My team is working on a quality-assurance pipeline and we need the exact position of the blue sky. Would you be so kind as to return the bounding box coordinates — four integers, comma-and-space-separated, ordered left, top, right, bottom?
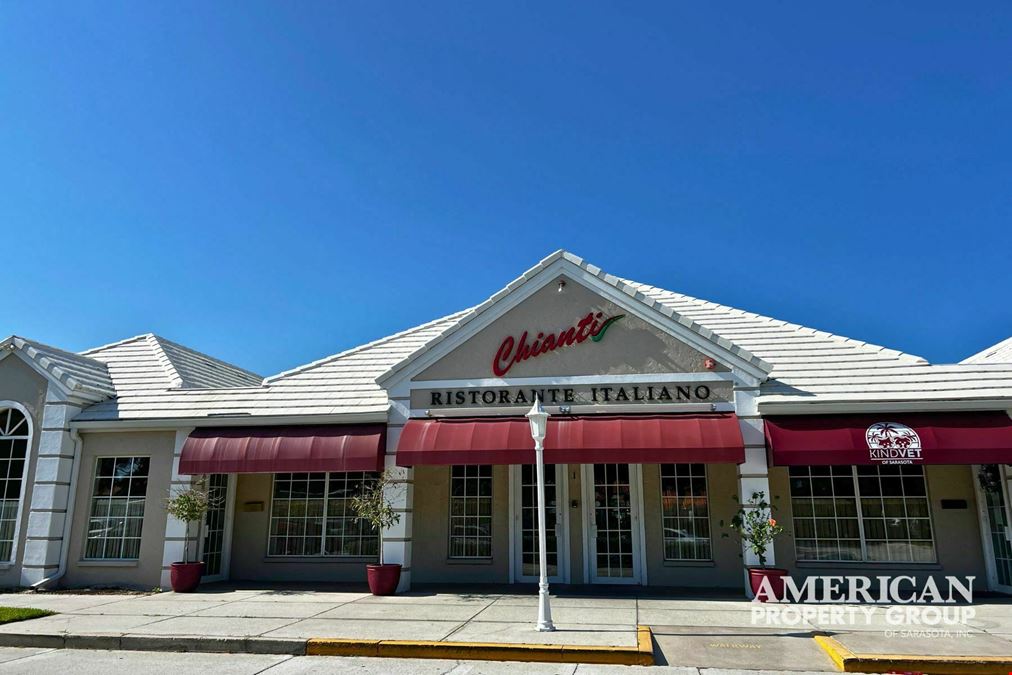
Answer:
2, 2, 1010, 376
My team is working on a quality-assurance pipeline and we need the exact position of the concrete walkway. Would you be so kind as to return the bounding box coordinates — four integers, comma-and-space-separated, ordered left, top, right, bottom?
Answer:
0, 586, 1011, 671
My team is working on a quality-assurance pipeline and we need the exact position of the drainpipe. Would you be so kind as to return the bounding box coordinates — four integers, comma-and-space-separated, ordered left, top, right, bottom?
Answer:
30, 428, 83, 591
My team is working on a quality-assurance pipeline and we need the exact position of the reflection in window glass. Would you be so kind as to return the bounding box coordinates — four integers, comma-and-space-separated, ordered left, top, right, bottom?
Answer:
85, 457, 150, 559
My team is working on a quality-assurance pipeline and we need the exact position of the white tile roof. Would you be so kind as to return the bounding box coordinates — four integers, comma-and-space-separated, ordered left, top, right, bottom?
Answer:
81, 334, 262, 393
962, 337, 1012, 364
1, 336, 115, 402
73, 313, 468, 422
69, 251, 1012, 423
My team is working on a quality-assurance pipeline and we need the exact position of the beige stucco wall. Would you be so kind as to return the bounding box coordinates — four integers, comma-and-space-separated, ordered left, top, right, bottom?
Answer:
228, 473, 374, 583
770, 464, 986, 585
642, 463, 744, 589
0, 357, 47, 588
63, 431, 175, 590
412, 465, 512, 584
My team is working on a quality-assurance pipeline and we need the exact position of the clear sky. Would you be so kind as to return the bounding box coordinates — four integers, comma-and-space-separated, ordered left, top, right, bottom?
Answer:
2, 2, 1010, 377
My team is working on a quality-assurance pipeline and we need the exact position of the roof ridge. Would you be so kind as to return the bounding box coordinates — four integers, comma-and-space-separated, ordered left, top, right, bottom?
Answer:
264, 308, 475, 383
152, 335, 264, 382
80, 333, 155, 355
144, 335, 184, 388
962, 336, 1012, 364
620, 279, 930, 366
5, 335, 109, 367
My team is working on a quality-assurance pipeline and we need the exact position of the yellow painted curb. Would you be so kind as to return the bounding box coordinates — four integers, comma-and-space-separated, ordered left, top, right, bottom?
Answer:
814, 634, 1012, 675
307, 625, 654, 666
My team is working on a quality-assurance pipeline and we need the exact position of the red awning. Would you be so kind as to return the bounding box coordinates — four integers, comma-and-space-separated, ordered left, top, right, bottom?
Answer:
395, 413, 744, 466
765, 412, 1012, 466
179, 425, 386, 474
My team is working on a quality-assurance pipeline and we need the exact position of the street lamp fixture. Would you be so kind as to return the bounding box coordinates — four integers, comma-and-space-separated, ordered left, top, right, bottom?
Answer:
525, 396, 555, 632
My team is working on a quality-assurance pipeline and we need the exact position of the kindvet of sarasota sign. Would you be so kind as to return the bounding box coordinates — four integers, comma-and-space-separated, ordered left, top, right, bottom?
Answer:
866, 422, 923, 465
492, 311, 625, 376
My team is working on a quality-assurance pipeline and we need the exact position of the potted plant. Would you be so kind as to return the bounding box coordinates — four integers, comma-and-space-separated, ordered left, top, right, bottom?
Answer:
164, 479, 218, 593
726, 490, 786, 602
350, 469, 403, 595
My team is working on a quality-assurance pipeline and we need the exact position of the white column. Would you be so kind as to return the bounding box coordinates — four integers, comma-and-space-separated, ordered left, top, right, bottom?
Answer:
21, 390, 81, 586
160, 428, 194, 588
735, 383, 774, 596
385, 396, 413, 592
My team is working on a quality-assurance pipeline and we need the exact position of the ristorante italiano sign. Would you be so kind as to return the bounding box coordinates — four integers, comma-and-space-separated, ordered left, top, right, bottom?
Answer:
492, 311, 625, 376
412, 381, 733, 410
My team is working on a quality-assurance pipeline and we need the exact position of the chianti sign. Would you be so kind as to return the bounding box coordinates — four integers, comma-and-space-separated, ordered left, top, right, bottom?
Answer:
492, 312, 625, 376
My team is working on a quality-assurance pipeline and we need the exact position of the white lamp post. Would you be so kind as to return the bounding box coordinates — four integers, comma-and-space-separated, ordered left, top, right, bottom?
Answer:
526, 396, 555, 632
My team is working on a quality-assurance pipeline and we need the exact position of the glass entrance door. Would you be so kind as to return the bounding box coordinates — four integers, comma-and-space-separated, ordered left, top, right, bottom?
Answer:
584, 464, 642, 584
514, 464, 567, 583
200, 474, 231, 580
980, 464, 1012, 593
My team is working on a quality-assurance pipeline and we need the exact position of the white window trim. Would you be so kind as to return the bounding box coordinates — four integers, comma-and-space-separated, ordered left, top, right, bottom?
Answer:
448, 465, 494, 560
0, 401, 34, 566
265, 472, 380, 559
658, 463, 713, 562
790, 465, 937, 564
82, 455, 151, 562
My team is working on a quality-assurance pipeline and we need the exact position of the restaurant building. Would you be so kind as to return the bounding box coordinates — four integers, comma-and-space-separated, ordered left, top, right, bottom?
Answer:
2, 251, 1012, 594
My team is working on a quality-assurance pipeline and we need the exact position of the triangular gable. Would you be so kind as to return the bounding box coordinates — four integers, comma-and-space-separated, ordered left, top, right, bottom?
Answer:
377, 251, 771, 390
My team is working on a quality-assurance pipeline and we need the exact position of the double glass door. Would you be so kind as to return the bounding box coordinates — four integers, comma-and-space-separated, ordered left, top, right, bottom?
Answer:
511, 463, 643, 585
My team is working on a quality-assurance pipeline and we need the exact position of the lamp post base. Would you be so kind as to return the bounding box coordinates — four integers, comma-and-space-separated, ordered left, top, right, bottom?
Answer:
536, 585, 556, 632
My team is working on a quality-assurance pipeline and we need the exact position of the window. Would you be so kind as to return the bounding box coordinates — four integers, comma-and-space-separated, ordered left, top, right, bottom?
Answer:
660, 463, 711, 560
789, 465, 935, 563
449, 465, 492, 558
268, 472, 379, 557
0, 408, 30, 562
85, 457, 150, 560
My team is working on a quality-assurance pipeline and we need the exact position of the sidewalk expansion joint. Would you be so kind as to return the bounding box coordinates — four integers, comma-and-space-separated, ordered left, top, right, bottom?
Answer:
306, 625, 654, 666
814, 634, 1012, 675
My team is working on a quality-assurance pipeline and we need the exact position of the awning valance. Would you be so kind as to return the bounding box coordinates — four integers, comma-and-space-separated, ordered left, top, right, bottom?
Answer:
395, 413, 745, 466
765, 412, 1012, 466
179, 424, 386, 475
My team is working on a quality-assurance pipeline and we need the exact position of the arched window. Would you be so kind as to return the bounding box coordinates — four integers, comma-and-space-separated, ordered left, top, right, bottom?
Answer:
0, 407, 30, 562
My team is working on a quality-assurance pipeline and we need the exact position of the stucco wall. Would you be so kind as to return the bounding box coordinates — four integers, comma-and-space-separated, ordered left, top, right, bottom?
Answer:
0, 357, 47, 588
411, 465, 511, 584
770, 464, 986, 586
228, 473, 373, 583
641, 463, 743, 589
63, 431, 174, 590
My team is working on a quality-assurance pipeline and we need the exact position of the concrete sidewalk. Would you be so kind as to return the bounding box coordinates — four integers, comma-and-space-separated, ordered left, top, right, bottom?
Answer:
0, 586, 1011, 671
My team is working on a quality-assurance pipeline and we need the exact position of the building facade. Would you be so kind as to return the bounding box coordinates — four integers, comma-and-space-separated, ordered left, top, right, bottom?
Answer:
2, 251, 1012, 594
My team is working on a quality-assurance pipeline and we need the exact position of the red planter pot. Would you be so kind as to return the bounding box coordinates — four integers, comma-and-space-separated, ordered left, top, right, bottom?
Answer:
366, 563, 402, 596
748, 567, 788, 602
170, 561, 205, 593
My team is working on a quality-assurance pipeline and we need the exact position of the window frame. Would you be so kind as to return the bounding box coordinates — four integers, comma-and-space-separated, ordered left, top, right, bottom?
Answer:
0, 403, 33, 565
789, 464, 937, 564
83, 455, 151, 561
265, 471, 380, 559
658, 463, 713, 562
448, 465, 494, 560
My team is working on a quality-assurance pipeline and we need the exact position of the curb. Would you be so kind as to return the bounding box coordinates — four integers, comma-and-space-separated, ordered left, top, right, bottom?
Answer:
0, 632, 307, 655
0, 626, 653, 666
814, 634, 1012, 675
306, 625, 654, 666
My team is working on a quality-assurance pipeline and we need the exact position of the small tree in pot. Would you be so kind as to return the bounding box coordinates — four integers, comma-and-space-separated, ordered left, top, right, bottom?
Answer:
164, 479, 219, 593
725, 491, 785, 602
350, 469, 403, 595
